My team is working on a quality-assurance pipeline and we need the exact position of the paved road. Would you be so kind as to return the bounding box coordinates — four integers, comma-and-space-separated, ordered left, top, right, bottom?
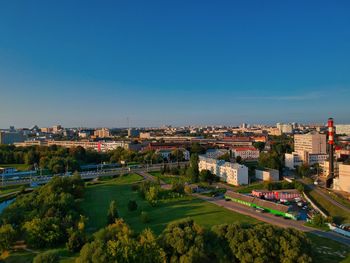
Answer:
196, 194, 350, 246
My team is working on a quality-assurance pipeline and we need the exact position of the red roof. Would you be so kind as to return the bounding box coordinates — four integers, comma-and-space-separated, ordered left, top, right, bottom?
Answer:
233, 147, 258, 152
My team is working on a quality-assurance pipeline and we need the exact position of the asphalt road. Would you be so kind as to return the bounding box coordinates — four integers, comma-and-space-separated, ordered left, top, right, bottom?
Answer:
197, 194, 350, 246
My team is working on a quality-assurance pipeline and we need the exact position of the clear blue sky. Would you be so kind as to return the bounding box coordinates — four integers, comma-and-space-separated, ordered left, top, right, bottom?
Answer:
0, 1, 349, 128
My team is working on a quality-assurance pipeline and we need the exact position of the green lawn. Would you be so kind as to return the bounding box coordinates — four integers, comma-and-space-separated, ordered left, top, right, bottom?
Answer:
149, 171, 183, 184
4, 247, 77, 263
306, 188, 350, 224
307, 234, 350, 263
0, 164, 31, 171
80, 174, 258, 235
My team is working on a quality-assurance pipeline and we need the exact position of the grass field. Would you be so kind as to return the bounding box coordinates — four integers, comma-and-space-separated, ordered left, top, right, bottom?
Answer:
0, 164, 31, 171
306, 188, 350, 224
307, 234, 350, 263
149, 171, 183, 184
80, 173, 258, 235
4, 247, 77, 263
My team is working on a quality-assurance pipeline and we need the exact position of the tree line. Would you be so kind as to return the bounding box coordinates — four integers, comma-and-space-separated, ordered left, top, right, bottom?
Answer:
72, 218, 312, 263
0, 174, 85, 253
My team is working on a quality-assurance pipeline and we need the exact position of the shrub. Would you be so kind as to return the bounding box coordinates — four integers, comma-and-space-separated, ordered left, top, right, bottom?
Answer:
33, 251, 59, 263
140, 211, 150, 223
66, 231, 86, 252
184, 185, 192, 195
127, 200, 138, 211
131, 184, 139, 192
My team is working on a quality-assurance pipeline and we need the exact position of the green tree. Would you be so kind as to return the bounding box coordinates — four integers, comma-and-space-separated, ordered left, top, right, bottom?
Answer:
159, 218, 207, 263
146, 186, 159, 206
107, 200, 119, 225
137, 228, 166, 263
253, 142, 266, 152
33, 251, 59, 263
66, 230, 86, 252
0, 224, 16, 252
187, 154, 199, 183
199, 170, 215, 184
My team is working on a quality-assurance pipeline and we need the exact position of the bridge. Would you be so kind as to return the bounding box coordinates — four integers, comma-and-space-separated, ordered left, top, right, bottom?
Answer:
1, 162, 189, 186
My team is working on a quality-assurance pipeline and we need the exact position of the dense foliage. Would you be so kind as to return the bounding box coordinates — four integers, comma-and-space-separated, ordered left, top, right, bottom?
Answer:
76, 218, 313, 263
0, 174, 85, 248
76, 219, 166, 263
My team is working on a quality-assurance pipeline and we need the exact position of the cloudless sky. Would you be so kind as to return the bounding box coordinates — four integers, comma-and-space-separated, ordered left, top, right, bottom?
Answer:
0, 0, 349, 128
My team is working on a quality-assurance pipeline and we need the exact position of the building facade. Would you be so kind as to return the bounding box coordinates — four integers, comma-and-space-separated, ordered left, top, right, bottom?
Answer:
0, 132, 26, 145
255, 168, 279, 181
285, 132, 328, 169
335, 125, 350, 136
94, 128, 111, 138
333, 163, 350, 193
294, 133, 327, 154
232, 147, 259, 160
198, 156, 248, 186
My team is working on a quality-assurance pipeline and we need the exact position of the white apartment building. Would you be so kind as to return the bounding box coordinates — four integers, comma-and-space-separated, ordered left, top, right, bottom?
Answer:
285, 132, 328, 169
335, 124, 350, 135
333, 163, 350, 193
232, 147, 259, 160
198, 156, 248, 186
255, 168, 279, 182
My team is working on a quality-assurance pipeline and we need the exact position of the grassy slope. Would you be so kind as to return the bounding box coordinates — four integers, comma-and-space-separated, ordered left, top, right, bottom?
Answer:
149, 171, 182, 184
307, 234, 350, 263
306, 188, 350, 224
80, 174, 258, 235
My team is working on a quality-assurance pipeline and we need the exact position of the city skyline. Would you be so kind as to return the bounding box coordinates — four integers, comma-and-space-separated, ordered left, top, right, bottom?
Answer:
1, 1, 350, 127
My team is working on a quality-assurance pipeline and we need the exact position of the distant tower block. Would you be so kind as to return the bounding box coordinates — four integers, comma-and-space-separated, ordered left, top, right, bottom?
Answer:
326, 117, 335, 188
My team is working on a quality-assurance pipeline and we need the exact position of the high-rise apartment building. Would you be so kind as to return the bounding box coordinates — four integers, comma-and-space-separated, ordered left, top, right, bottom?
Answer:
285, 132, 327, 169
94, 128, 111, 138
294, 133, 327, 154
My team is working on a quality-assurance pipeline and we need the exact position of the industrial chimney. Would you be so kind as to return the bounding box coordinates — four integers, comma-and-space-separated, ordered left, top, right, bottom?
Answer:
326, 117, 334, 188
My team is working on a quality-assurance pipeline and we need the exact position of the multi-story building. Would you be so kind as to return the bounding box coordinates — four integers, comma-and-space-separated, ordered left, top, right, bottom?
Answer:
294, 133, 327, 154
285, 132, 328, 169
255, 168, 279, 181
276, 123, 293, 134
156, 148, 190, 161
0, 131, 26, 145
333, 163, 350, 193
14, 140, 134, 152
94, 128, 111, 138
320, 160, 339, 177
335, 124, 350, 136
232, 147, 259, 160
128, 128, 140, 138
198, 156, 248, 186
